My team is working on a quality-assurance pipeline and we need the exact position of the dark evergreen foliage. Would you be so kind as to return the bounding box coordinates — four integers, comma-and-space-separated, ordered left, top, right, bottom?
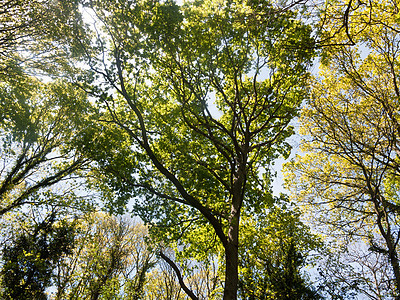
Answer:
1, 214, 75, 300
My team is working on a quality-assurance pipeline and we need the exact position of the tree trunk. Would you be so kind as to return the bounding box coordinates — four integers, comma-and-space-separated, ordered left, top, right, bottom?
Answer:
374, 196, 400, 298
223, 242, 239, 300
223, 212, 240, 300
381, 215, 400, 297
388, 248, 400, 299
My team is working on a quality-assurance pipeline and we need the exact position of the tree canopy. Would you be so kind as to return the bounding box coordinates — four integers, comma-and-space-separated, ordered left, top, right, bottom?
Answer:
1, 0, 399, 299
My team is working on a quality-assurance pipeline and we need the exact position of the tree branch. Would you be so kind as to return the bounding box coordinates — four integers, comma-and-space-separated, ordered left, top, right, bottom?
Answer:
159, 251, 199, 300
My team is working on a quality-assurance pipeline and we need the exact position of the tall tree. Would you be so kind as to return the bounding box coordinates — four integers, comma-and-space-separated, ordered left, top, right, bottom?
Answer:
76, 0, 315, 298
285, 1, 400, 298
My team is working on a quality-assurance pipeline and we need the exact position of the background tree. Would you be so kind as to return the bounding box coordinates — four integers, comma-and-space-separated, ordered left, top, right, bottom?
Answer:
239, 199, 322, 299
285, 1, 400, 298
53, 212, 156, 300
0, 0, 99, 218
0, 210, 75, 300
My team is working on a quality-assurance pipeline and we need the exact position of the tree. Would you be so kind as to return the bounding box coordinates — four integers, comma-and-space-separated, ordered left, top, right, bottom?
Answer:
144, 264, 189, 300
74, 0, 315, 298
53, 212, 156, 300
285, 1, 400, 298
0, 211, 75, 300
239, 200, 322, 299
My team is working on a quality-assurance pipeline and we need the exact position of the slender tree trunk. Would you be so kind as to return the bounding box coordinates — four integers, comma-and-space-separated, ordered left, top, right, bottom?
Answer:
160, 251, 199, 300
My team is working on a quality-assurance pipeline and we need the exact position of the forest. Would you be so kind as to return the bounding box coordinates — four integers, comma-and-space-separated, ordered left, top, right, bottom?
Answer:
0, 0, 399, 299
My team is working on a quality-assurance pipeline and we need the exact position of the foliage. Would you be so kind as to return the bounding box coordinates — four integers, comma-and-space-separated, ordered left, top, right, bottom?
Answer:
2, 0, 386, 298
0, 0, 89, 79
0, 77, 93, 215
0, 0, 95, 216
